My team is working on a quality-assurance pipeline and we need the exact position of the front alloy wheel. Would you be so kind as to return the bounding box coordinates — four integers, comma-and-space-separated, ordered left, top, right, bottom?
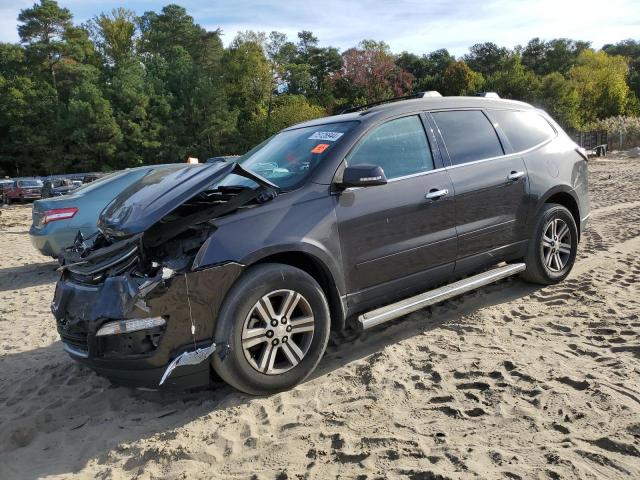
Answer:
212, 263, 330, 395
242, 289, 315, 375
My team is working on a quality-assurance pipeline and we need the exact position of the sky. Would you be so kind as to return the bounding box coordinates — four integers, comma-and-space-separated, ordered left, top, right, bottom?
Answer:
0, 0, 639, 56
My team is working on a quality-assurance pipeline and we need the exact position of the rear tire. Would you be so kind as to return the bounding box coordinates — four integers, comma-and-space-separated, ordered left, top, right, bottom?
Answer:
212, 263, 330, 395
521, 203, 578, 285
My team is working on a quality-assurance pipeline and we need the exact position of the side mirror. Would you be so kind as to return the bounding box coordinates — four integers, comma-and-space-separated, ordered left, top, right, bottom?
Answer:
338, 164, 388, 188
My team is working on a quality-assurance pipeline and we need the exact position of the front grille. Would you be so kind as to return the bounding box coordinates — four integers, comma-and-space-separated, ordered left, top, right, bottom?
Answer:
66, 240, 141, 285
59, 331, 89, 353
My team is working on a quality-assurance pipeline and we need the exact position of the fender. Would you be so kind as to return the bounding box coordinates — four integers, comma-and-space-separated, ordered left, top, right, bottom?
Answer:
530, 184, 581, 236
195, 238, 348, 330
194, 237, 345, 295
241, 241, 346, 296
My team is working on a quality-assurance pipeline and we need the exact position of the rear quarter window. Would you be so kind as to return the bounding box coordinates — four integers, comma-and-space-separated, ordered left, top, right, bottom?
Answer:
432, 110, 504, 165
488, 110, 556, 152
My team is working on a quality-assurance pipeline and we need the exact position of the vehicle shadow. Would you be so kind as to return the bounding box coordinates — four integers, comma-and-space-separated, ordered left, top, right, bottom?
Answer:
0, 261, 59, 292
0, 276, 541, 479
313, 276, 540, 381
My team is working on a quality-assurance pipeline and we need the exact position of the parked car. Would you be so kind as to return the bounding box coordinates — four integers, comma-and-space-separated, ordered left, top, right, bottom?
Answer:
41, 178, 80, 198
52, 94, 589, 393
82, 174, 103, 183
3, 178, 43, 203
0, 179, 13, 197
30, 165, 182, 257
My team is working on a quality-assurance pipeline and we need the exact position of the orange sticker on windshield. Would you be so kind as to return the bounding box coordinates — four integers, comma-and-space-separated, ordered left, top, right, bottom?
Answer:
311, 143, 330, 154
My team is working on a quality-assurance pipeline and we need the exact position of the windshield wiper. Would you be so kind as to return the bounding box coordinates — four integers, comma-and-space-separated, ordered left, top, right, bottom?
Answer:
207, 157, 281, 193
231, 162, 281, 193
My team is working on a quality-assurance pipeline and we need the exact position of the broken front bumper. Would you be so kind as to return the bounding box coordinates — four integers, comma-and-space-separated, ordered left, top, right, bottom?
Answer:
51, 262, 243, 389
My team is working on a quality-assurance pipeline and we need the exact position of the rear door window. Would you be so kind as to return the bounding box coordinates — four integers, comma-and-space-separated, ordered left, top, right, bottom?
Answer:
488, 110, 556, 152
432, 110, 504, 165
346, 115, 434, 179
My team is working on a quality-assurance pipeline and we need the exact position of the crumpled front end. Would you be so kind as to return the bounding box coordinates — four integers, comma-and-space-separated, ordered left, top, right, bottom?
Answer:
52, 248, 243, 389
51, 160, 278, 389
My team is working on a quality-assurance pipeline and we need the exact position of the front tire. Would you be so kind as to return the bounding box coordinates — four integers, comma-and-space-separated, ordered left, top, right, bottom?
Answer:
212, 263, 330, 395
521, 203, 578, 285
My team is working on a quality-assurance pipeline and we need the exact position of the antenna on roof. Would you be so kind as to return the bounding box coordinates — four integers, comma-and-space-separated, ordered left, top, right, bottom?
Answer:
340, 91, 443, 114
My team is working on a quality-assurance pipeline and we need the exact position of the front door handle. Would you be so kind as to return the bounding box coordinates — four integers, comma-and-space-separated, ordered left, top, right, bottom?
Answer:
507, 171, 525, 181
425, 188, 449, 200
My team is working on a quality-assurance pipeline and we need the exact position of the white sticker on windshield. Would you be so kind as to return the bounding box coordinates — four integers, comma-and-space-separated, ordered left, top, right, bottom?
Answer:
308, 131, 344, 142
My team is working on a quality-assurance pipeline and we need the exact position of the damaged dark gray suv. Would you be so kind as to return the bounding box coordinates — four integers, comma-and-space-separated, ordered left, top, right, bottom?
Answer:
52, 94, 590, 395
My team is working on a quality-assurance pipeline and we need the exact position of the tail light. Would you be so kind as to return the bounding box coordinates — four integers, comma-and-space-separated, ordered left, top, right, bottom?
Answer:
575, 146, 588, 161
43, 207, 78, 224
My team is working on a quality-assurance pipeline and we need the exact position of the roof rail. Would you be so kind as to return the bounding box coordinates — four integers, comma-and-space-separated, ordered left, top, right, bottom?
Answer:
476, 92, 500, 99
340, 91, 442, 114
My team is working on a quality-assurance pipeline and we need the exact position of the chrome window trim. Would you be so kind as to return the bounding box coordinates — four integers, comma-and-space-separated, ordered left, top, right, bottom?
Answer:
386, 166, 445, 182
431, 108, 558, 169
443, 135, 556, 171
334, 107, 558, 189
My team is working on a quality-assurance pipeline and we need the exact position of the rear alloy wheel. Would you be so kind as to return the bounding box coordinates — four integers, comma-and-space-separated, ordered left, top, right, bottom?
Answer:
541, 218, 572, 272
521, 203, 578, 285
212, 263, 330, 395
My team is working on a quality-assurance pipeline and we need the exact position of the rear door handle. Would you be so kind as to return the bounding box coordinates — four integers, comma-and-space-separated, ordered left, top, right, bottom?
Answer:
507, 171, 525, 181
425, 188, 449, 200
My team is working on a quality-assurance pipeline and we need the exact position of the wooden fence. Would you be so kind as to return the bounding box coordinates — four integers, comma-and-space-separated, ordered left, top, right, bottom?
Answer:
571, 130, 640, 151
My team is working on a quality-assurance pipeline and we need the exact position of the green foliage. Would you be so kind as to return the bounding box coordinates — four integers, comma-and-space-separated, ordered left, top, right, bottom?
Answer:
17, 0, 72, 45
484, 54, 540, 102
464, 42, 510, 77
244, 94, 326, 141
602, 39, 640, 100
569, 50, 631, 124
538, 73, 580, 130
441, 61, 484, 95
65, 79, 122, 170
522, 38, 590, 75
0, 1, 639, 176
396, 49, 454, 92
89, 8, 137, 65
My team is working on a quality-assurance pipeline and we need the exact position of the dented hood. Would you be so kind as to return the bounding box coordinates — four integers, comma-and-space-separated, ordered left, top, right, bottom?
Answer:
98, 162, 237, 239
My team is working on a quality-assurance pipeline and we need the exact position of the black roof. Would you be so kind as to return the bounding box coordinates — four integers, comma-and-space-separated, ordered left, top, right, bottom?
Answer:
286, 96, 534, 131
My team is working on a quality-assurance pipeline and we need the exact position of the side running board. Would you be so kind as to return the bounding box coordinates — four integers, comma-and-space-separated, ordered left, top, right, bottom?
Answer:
358, 263, 526, 330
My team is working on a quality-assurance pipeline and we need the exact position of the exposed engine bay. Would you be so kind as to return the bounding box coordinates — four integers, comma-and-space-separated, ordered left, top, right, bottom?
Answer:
58, 162, 278, 284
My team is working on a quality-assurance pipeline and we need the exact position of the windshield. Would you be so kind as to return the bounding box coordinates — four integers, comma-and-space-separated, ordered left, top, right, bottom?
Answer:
216, 121, 357, 191
18, 180, 42, 187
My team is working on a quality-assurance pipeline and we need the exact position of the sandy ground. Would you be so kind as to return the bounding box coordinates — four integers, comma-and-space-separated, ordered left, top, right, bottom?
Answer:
0, 155, 639, 480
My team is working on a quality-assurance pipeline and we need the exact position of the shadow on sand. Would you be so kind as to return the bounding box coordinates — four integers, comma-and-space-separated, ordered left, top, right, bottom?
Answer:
0, 261, 59, 292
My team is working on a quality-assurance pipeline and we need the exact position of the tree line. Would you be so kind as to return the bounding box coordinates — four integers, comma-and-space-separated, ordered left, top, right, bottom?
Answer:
1, 1, 639, 177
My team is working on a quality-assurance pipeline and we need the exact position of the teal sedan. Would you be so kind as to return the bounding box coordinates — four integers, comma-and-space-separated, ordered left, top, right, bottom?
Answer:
30, 164, 183, 257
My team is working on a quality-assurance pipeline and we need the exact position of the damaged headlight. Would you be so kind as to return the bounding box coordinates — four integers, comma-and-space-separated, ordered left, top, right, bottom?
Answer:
96, 317, 166, 336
